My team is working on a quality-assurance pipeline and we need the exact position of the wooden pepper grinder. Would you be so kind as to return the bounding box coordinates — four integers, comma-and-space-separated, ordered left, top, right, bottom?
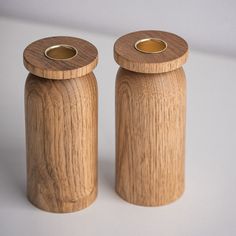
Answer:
23, 36, 98, 212
114, 30, 188, 206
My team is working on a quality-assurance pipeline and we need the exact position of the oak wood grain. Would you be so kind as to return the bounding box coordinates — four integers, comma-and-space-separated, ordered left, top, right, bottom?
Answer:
114, 30, 188, 74
25, 73, 98, 212
23, 36, 98, 212
115, 67, 186, 206
24, 36, 98, 80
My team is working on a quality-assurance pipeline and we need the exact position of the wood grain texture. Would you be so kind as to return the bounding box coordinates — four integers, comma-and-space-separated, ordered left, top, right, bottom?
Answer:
114, 30, 188, 74
115, 67, 186, 206
25, 72, 98, 213
24, 36, 98, 80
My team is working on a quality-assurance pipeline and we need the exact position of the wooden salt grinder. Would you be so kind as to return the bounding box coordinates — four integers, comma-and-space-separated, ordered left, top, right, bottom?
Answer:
114, 30, 188, 206
23, 36, 98, 212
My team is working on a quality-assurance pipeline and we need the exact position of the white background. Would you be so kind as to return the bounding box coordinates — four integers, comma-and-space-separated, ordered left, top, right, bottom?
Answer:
0, 1, 236, 235
0, 0, 236, 57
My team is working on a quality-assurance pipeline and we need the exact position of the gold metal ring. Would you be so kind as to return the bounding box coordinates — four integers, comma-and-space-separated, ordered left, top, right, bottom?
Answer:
45, 44, 78, 60
134, 38, 167, 54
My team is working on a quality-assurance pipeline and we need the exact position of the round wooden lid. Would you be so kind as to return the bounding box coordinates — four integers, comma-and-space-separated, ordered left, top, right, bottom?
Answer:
114, 30, 188, 73
23, 36, 98, 80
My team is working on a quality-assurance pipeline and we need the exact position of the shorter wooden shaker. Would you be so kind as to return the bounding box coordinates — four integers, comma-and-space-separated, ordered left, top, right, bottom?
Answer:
114, 31, 188, 206
23, 36, 98, 212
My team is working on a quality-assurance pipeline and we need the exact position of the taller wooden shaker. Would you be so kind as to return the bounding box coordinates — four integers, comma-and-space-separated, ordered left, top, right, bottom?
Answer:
23, 36, 98, 212
114, 31, 188, 206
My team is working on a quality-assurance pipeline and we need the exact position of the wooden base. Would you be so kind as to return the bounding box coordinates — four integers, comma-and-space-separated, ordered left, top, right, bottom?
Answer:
115, 188, 184, 207
27, 188, 97, 213
115, 68, 186, 206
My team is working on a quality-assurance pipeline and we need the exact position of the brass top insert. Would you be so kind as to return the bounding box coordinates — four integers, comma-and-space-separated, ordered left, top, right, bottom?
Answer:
135, 38, 167, 54
45, 44, 78, 60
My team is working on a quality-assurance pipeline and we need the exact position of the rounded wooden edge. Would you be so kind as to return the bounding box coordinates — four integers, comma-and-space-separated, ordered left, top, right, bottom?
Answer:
23, 36, 98, 80
114, 30, 188, 73
27, 188, 97, 213
115, 187, 184, 207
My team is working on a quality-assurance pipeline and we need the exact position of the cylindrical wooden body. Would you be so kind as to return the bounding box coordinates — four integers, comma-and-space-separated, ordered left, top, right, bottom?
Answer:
115, 67, 186, 206
25, 72, 98, 212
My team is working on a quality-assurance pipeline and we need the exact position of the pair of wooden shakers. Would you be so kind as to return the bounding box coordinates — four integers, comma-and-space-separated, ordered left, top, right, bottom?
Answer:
23, 30, 188, 213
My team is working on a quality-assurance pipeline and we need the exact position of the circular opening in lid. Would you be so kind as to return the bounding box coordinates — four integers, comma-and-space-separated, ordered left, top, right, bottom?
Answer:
134, 38, 167, 54
45, 44, 78, 60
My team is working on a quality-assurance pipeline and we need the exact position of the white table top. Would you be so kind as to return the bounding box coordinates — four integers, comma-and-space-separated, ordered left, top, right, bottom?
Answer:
0, 17, 236, 236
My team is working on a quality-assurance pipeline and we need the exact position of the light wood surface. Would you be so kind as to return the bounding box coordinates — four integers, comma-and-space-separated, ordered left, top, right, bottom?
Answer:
25, 73, 98, 212
114, 30, 188, 206
24, 36, 98, 212
114, 30, 188, 73
24, 36, 98, 80
115, 68, 186, 206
